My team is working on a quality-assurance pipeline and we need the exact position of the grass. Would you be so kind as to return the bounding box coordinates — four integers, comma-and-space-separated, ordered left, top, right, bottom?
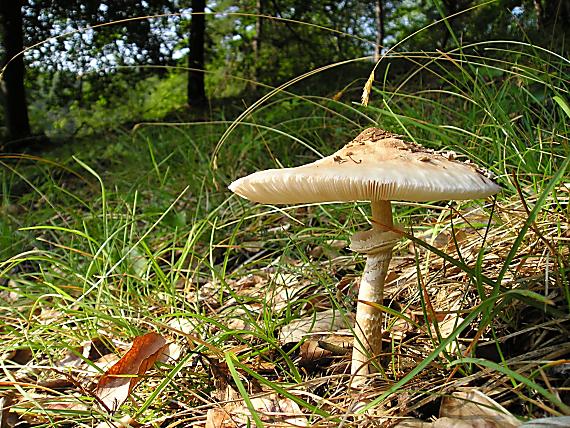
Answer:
1, 40, 569, 426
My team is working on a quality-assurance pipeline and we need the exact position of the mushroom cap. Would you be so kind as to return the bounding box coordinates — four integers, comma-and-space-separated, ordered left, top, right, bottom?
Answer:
229, 128, 501, 204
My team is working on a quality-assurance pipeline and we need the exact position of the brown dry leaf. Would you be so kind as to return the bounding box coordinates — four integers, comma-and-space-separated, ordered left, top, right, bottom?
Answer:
395, 416, 513, 428
394, 418, 433, 427
225, 271, 312, 315
395, 389, 521, 427
432, 417, 490, 427
37, 339, 122, 390
205, 394, 308, 428
299, 340, 332, 364
239, 241, 265, 253
157, 342, 183, 364
8, 394, 89, 426
439, 389, 520, 428
89, 352, 122, 375
58, 337, 115, 369
279, 309, 352, 344
206, 407, 234, 428
0, 395, 18, 428
35, 307, 64, 325
185, 280, 221, 308
235, 274, 266, 290
167, 317, 199, 336
519, 416, 570, 427
221, 303, 261, 331
298, 333, 352, 367
1, 347, 33, 365
95, 332, 167, 413
0, 279, 24, 304
390, 316, 415, 341
309, 239, 346, 259
437, 313, 466, 356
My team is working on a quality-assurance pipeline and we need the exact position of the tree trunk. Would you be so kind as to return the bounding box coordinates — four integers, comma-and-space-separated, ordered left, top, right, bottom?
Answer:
541, 0, 570, 30
0, 0, 31, 142
374, 0, 385, 62
187, 0, 207, 107
251, 0, 263, 88
533, 0, 544, 28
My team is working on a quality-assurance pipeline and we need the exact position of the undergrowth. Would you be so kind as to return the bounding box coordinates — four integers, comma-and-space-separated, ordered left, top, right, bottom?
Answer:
1, 39, 569, 427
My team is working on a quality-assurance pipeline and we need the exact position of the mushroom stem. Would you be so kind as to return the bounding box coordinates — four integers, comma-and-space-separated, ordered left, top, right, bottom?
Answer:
350, 200, 397, 382
371, 200, 393, 231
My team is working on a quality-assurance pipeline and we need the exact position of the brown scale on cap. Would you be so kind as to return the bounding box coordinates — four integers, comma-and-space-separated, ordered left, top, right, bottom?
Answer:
229, 127, 500, 205
336, 129, 497, 183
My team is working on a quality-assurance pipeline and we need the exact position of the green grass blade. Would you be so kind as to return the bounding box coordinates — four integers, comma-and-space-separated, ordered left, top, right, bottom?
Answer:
224, 352, 265, 428
449, 357, 570, 414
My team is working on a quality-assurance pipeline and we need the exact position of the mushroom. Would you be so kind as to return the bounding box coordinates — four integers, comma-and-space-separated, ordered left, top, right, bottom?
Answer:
229, 128, 500, 380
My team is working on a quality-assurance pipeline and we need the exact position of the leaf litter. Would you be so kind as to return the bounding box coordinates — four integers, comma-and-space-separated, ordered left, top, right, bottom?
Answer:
1, 187, 569, 426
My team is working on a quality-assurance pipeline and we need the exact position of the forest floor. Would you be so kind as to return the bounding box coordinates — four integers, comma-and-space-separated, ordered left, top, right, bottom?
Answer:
1, 53, 569, 427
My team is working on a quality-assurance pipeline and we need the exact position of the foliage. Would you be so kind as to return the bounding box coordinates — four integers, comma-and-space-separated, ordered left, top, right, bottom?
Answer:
24, 0, 178, 69
28, 71, 187, 136
11, 0, 569, 130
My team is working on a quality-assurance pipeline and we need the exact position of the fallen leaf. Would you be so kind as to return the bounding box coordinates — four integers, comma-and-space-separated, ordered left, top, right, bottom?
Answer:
393, 418, 433, 427
95, 332, 167, 413
437, 313, 466, 356
396, 416, 516, 428
440, 389, 520, 428
1, 347, 32, 365
205, 394, 308, 428
433, 417, 487, 427
36, 308, 64, 325
58, 337, 115, 370
8, 394, 89, 425
235, 274, 265, 290
157, 342, 183, 364
239, 241, 264, 253
0, 279, 22, 303
90, 353, 122, 374
167, 317, 198, 336
206, 407, 234, 428
299, 334, 352, 367
299, 340, 332, 365
221, 303, 261, 331
0, 395, 18, 428
395, 389, 521, 428
279, 309, 353, 344
520, 416, 570, 427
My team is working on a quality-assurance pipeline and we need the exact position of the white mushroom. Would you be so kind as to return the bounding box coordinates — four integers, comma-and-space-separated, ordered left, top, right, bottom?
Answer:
229, 128, 501, 381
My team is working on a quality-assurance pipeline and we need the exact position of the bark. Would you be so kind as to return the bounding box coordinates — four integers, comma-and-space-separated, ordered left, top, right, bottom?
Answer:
187, 0, 207, 107
439, 0, 474, 49
251, 0, 263, 87
374, 0, 385, 62
0, 0, 31, 142
541, 0, 570, 30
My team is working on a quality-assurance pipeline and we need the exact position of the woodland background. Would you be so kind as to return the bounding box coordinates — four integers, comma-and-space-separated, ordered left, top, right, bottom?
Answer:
1, 0, 568, 144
